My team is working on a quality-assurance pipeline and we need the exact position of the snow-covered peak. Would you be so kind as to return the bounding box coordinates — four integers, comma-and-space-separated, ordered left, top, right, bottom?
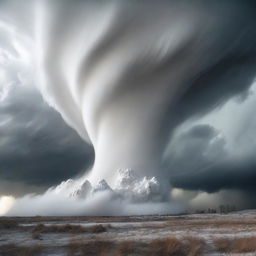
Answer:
54, 179, 75, 194
93, 179, 112, 193
55, 168, 165, 203
70, 180, 92, 199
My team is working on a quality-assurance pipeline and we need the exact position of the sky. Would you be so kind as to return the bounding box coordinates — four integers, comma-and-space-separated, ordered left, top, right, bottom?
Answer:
0, 0, 256, 213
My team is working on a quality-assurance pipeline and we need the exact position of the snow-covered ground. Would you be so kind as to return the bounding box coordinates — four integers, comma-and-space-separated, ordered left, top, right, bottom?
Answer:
1, 211, 256, 255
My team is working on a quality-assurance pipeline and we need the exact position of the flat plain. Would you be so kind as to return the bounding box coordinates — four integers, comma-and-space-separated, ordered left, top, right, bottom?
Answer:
1, 211, 256, 255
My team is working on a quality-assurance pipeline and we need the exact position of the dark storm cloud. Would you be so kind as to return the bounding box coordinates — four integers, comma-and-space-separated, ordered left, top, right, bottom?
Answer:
153, 1, 256, 155
0, 84, 94, 196
165, 124, 225, 179
176, 55, 256, 121
172, 158, 256, 193
166, 123, 256, 194
160, 1, 256, 201
168, 45, 256, 136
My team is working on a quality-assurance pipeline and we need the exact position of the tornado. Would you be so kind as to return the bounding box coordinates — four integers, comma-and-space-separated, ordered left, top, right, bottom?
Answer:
35, 0, 256, 183
3, 0, 256, 215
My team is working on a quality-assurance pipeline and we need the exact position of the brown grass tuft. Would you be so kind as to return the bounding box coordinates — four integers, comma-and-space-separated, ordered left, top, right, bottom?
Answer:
118, 241, 136, 256
150, 237, 184, 256
231, 237, 256, 253
64, 237, 205, 256
214, 236, 256, 253
214, 237, 230, 252
184, 236, 205, 256
149, 236, 205, 256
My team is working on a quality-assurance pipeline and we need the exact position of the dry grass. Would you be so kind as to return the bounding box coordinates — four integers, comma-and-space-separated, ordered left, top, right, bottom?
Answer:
0, 243, 42, 256
30, 223, 107, 234
150, 237, 184, 256
165, 217, 256, 231
149, 236, 205, 256
67, 240, 113, 256
232, 237, 256, 252
184, 237, 205, 256
66, 237, 206, 256
119, 241, 158, 256
214, 236, 256, 253
0, 215, 187, 226
68, 240, 150, 256
118, 241, 134, 255
2, 216, 256, 255
214, 237, 230, 252
118, 241, 141, 256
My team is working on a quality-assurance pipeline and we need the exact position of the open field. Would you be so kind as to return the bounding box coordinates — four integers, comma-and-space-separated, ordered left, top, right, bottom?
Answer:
1, 211, 256, 255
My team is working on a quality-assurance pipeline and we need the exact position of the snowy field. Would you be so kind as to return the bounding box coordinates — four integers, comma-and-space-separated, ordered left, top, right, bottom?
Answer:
1, 211, 256, 255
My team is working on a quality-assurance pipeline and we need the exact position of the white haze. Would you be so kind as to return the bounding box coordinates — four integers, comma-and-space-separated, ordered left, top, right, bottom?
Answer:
7, 167, 184, 216
0, 0, 255, 215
